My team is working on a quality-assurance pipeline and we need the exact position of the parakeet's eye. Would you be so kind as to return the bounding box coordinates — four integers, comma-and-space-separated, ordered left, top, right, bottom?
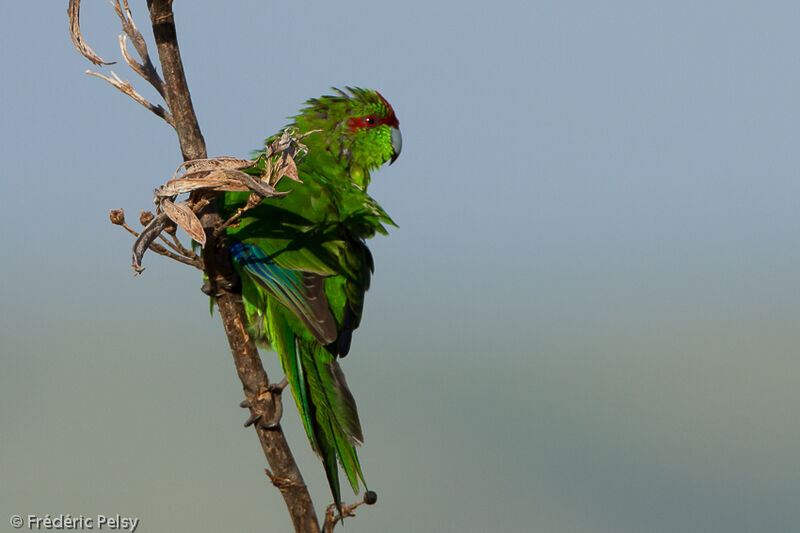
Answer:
346, 113, 387, 133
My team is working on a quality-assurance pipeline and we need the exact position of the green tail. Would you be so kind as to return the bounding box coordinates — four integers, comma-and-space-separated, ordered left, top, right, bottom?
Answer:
267, 300, 366, 513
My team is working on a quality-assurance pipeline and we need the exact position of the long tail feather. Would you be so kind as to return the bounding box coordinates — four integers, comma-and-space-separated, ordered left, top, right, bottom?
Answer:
298, 338, 367, 511
268, 302, 366, 513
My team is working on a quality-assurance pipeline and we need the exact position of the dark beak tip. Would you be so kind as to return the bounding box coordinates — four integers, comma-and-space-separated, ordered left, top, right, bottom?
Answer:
389, 126, 402, 166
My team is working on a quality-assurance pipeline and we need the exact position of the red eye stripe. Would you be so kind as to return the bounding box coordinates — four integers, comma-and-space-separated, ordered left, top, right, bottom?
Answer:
346, 93, 400, 133
346, 113, 398, 132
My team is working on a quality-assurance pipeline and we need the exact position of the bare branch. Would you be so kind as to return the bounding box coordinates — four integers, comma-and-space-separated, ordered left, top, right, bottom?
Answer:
212, 197, 259, 238
68, 0, 115, 65
146, 0, 206, 161
157, 233, 192, 257
113, 0, 166, 98
166, 231, 198, 259
81, 2, 324, 530
86, 69, 174, 126
322, 492, 378, 533
145, 241, 203, 270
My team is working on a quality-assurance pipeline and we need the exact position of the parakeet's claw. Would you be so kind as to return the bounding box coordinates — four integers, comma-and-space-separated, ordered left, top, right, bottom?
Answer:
201, 275, 240, 297
241, 380, 286, 430
243, 410, 282, 431
219, 277, 239, 291
201, 279, 213, 296
269, 377, 289, 393
243, 412, 262, 428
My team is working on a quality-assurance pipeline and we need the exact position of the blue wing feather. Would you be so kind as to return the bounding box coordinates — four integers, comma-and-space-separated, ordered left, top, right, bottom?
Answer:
229, 242, 337, 344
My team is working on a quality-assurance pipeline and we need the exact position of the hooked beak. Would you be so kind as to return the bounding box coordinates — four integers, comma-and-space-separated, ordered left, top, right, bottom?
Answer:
389, 126, 402, 165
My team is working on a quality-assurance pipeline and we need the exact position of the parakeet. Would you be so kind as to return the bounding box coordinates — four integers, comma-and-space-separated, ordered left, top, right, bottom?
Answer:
219, 87, 401, 512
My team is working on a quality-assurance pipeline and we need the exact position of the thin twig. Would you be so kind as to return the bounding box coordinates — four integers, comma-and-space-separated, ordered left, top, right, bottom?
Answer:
147, 244, 203, 269
157, 233, 188, 256
68, 0, 115, 65
110, 210, 203, 270
168, 231, 198, 258
86, 70, 174, 126
322, 497, 371, 533
212, 195, 261, 238
113, 0, 166, 98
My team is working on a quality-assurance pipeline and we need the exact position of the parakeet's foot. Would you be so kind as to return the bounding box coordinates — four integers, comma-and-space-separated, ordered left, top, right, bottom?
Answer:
269, 377, 289, 393
200, 276, 240, 296
239, 379, 288, 430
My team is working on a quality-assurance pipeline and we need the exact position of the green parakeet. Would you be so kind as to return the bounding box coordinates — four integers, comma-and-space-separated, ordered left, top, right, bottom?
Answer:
219, 87, 401, 512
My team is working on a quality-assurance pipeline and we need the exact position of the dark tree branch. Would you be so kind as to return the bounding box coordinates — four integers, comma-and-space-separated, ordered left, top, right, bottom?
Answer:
145, 0, 204, 161
143, 2, 321, 529
72, 2, 323, 532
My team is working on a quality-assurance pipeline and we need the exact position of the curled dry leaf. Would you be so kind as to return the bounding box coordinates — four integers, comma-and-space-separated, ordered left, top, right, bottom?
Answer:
264, 128, 319, 158
157, 169, 286, 198
272, 153, 301, 184
68, 0, 115, 66
161, 199, 206, 246
159, 171, 249, 197
266, 130, 295, 157
132, 213, 169, 274
173, 157, 255, 180
235, 171, 291, 199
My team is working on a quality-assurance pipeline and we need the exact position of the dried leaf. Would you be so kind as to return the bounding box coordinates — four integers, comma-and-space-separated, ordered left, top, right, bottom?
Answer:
274, 153, 302, 184
132, 212, 169, 274
237, 172, 292, 198
161, 199, 206, 246
69, 0, 115, 66
268, 129, 295, 155
159, 173, 247, 197
174, 157, 255, 179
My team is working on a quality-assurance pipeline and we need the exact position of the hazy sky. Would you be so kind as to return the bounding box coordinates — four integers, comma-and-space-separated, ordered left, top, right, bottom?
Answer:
2, 2, 799, 532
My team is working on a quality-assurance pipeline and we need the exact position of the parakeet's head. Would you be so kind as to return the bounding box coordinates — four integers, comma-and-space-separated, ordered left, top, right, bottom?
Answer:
294, 87, 402, 184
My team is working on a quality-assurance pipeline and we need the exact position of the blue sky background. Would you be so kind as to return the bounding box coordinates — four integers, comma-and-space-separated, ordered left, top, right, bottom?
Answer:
2, 2, 799, 532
